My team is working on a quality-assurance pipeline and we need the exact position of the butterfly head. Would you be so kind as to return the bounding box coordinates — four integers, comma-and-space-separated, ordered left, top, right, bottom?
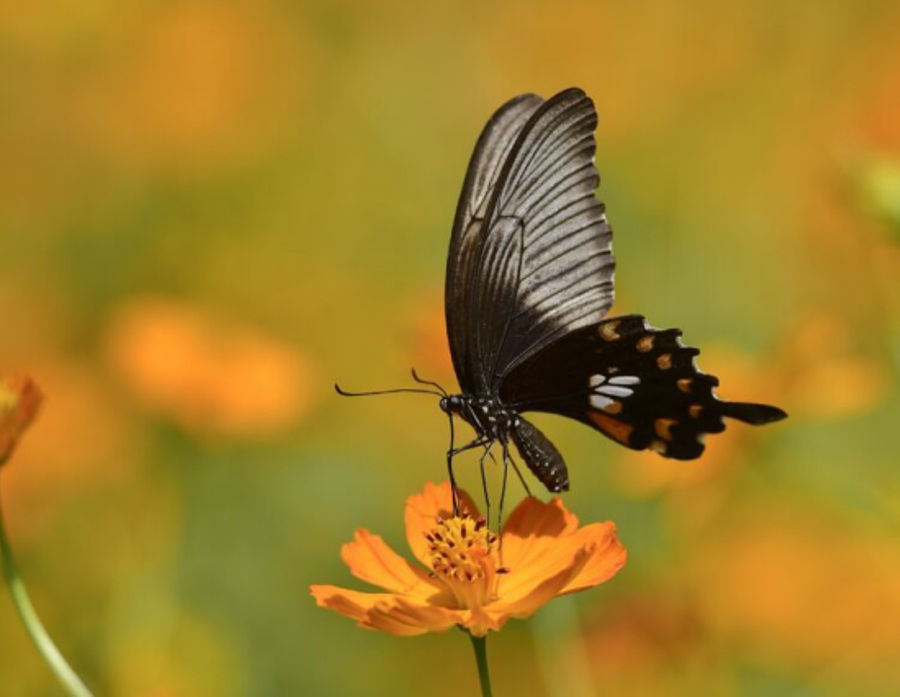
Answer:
439, 395, 466, 416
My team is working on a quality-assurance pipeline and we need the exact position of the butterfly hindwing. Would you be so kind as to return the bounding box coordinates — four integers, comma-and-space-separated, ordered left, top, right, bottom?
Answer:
500, 315, 787, 460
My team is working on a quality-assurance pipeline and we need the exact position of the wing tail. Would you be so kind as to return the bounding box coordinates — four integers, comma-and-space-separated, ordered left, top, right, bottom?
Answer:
721, 401, 788, 425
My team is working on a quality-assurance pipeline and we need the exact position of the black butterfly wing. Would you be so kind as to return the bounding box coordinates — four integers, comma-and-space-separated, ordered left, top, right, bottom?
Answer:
446, 93, 544, 392
446, 88, 614, 395
500, 315, 787, 465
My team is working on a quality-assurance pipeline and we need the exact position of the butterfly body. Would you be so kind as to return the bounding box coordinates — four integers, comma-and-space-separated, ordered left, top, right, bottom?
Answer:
440, 392, 570, 493
440, 394, 517, 443
442, 87, 787, 493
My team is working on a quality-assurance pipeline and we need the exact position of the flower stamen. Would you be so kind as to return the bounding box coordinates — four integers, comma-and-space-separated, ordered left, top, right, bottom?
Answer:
427, 515, 499, 610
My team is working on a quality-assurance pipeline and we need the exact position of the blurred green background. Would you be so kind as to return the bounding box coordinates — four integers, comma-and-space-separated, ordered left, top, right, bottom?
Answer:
2, 1, 900, 695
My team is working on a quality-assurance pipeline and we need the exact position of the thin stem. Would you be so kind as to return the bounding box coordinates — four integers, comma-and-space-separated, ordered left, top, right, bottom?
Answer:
0, 484, 93, 697
468, 632, 494, 697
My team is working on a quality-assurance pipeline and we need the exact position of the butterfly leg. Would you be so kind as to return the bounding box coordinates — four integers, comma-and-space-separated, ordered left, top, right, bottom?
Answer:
446, 436, 491, 515
500, 439, 532, 500
498, 438, 511, 533
445, 447, 463, 515
495, 438, 532, 537
478, 441, 496, 529
450, 438, 492, 456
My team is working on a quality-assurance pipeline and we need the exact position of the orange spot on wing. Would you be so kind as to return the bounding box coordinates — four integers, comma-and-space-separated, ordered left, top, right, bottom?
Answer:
654, 418, 677, 440
589, 411, 634, 445
636, 335, 654, 352
657, 353, 673, 370
677, 378, 692, 393
599, 321, 621, 341
603, 400, 624, 415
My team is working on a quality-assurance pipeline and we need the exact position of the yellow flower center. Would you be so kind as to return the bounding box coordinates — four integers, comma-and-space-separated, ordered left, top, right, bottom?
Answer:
426, 516, 500, 610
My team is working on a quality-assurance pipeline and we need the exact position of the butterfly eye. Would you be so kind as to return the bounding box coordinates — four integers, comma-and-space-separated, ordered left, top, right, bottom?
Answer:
440, 396, 465, 415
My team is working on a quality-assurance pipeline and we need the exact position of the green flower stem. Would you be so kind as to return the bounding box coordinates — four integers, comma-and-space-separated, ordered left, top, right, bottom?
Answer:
0, 486, 93, 697
468, 632, 493, 697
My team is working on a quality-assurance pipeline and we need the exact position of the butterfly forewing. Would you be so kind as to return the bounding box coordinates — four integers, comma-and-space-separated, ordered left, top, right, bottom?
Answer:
446, 88, 614, 394
446, 93, 544, 392
500, 315, 787, 459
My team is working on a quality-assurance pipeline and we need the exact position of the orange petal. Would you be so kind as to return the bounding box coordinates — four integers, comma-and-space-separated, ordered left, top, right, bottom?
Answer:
364, 596, 459, 636
309, 585, 396, 623
341, 530, 442, 598
404, 481, 480, 566
499, 497, 581, 571
310, 585, 459, 636
498, 530, 593, 608
0, 375, 43, 466
495, 548, 593, 620
559, 523, 628, 595
454, 606, 509, 637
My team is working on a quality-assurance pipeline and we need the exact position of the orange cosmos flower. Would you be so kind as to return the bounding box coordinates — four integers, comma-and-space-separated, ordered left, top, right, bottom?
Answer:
310, 482, 626, 637
0, 375, 43, 467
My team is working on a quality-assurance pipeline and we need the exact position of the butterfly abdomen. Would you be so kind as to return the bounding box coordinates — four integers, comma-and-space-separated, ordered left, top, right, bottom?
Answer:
509, 417, 569, 492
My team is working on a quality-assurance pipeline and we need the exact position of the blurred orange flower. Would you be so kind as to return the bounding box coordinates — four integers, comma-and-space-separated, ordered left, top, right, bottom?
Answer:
311, 482, 626, 637
0, 375, 43, 466
779, 314, 889, 419
694, 512, 900, 679
75, 0, 306, 174
583, 592, 710, 692
106, 296, 315, 438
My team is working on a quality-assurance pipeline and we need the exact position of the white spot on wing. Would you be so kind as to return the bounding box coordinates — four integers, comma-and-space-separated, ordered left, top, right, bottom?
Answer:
608, 375, 640, 386
597, 385, 634, 398
590, 393, 614, 410
589, 374, 605, 388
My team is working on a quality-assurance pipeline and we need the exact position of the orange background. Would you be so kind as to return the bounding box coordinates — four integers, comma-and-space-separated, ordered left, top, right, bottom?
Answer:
2, 1, 899, 694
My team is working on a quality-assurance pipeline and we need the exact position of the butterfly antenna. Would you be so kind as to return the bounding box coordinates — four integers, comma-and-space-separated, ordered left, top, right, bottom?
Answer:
334, 383, 444, 398
410, 368, 448, 396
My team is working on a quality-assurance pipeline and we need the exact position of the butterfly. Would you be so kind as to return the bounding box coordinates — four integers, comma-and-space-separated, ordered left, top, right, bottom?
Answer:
433, 87, 787, 493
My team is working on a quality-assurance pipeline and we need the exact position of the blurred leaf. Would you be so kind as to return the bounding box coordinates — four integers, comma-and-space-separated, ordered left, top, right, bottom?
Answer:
851, 155, 900, 238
